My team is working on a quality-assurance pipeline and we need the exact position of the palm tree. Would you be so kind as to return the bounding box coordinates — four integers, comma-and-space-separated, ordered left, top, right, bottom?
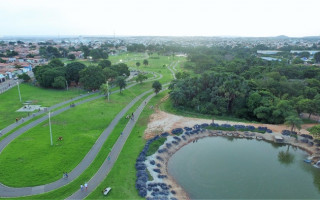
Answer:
284, 115, 302, 132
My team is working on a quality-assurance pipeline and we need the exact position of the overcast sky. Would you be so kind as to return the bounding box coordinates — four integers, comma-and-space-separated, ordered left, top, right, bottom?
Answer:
0, 0, 319, 37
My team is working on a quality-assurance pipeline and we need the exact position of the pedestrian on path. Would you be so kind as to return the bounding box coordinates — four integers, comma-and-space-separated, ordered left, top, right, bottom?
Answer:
85, 182, 88, 191
121, 132, 123, 136
80, 184, 84, 191
65, 172, 68, 178
108, 156, 110, 161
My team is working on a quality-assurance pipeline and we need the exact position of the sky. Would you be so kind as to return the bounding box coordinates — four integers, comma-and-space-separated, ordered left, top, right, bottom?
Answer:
0, 0, 319, 37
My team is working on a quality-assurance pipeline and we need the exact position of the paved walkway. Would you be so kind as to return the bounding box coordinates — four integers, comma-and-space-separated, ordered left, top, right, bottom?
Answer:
0, 71, 163, 197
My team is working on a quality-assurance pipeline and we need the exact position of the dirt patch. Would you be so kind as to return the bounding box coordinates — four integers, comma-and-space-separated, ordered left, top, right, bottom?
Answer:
144, 110, 315, 139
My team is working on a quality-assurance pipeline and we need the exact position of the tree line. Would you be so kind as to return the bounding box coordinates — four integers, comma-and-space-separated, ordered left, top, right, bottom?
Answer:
33, 59, 129, 90
169, 46, 320, 124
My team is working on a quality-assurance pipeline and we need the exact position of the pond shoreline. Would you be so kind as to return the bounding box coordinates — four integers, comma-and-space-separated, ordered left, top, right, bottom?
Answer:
145, 129, 320, 199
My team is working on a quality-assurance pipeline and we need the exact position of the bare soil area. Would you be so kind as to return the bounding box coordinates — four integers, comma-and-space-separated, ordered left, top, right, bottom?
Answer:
144, 109, 316, 139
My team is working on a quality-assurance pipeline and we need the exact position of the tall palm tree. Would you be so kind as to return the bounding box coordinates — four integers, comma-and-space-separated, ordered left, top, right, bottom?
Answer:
284, 115, 302, 132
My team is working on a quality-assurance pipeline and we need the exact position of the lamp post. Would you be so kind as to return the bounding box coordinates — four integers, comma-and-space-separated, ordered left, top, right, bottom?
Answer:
66, 80, 68, 91
107, 81, 109, 101
49, 111, 53, 146
17, 81, 21, 102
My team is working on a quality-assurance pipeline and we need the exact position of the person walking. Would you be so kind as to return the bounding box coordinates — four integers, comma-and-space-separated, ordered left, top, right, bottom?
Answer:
65, 172, 68, 178
85, 182, 88, 191
80, 184, 84, 191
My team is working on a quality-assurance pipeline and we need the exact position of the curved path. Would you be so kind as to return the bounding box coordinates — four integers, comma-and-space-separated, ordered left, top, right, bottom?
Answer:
0, 69, 164, 197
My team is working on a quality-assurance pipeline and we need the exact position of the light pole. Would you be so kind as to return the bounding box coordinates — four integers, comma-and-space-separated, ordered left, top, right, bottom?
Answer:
49, 111, 53, 146
17, 81, 21, 102
66, 80, 68, 91
107, 81, 109, 101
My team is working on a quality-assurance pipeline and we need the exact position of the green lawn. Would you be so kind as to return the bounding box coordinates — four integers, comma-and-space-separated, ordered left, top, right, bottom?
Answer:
0, 84, 84, 130
0, 82, 153, 187
86, 91, 168, 200
2, 92, 150, 200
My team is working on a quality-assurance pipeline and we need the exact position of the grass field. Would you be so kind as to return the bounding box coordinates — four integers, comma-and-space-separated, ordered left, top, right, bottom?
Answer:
0, 84, 84, 130
61, 53, 147, 66
0, 82, 153, 187
86, 91, 168, 200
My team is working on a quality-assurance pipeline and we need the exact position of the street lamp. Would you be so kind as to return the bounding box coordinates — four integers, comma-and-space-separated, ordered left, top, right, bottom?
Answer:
66, 80, 68, 91
17, 81, 21, 102
48, 111, 53, 146
107, 81, 109, 101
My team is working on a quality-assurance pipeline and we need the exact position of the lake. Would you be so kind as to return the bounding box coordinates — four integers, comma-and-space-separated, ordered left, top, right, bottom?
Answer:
168, 137, 320, 199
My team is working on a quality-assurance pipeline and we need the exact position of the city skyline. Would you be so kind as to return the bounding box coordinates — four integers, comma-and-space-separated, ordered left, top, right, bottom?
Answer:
0, 0, 319, 38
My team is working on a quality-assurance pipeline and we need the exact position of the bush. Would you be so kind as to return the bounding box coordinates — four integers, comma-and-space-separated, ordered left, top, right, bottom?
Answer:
171, 128, 183, 135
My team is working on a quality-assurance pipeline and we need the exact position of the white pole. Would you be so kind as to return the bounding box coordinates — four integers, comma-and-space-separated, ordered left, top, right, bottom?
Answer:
49, 111, 53, 146
107, 81, 109, 102
17, 81, 21, 102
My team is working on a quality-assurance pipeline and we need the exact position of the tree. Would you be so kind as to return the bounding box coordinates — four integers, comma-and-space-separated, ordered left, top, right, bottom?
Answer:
89, 49, 108, 61
103, 68, 117, 81
136, 62, 141, 67
52, 76, 66, 89
67, 54, 76, 60
112, 63, 130, 76
115, 76, 126, 93
300, 52, 310, 58
308, 125, 320, 138
297, 99, 314, 118
152, 81, 162, 94
48, 58, 64, 68
79, 65, 105, 90
18, 73, 31, 82
136, 73, 148, 83
143, 59, 149, 66
314, 52, 320, 63
98, 60, 112, 69
100, 83, 109, 96
292, 57, 304, 64
66, 62, 86, 85
284, 115, 302, 132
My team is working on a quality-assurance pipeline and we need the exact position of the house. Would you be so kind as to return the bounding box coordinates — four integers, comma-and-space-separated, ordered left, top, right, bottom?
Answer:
8, 57, 16, 62
0, 74, 5, 83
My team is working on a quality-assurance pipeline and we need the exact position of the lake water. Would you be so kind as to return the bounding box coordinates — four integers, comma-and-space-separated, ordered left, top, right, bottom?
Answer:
168, 137, 320, 199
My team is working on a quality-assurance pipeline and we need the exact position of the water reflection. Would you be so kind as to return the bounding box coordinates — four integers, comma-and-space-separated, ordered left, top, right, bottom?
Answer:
168, 136, 320, 199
